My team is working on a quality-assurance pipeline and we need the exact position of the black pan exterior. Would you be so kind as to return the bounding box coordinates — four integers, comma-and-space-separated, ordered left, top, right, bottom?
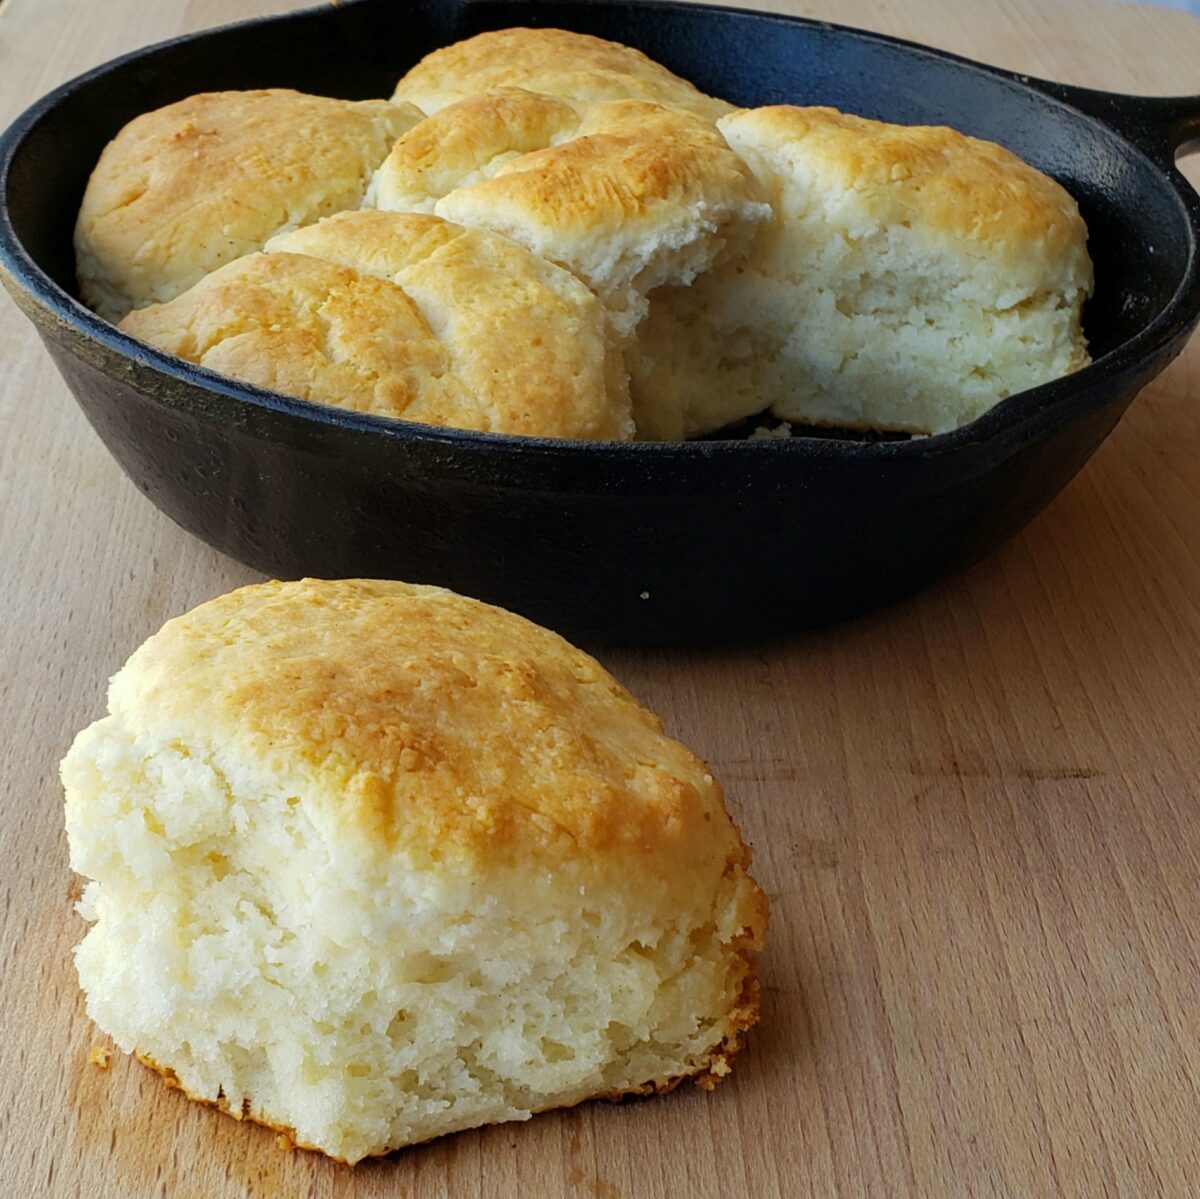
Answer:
2, 0, 1199, 644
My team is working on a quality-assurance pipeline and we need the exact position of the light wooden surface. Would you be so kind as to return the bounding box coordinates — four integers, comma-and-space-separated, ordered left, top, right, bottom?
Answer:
3, 1, 1200, 1195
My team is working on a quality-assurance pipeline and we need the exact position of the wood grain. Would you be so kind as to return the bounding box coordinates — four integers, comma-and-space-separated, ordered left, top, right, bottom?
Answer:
2, 1, 1199, 1195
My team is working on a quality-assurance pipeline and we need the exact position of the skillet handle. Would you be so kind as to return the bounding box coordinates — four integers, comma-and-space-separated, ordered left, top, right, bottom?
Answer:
1027, 79, 1200, 166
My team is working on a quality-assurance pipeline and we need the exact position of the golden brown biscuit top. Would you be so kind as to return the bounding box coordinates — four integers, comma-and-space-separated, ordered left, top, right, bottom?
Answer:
392, 26, 733, 122
118, 250, 476, 424
267, 211, 631, 437
373, 88, 760, 224
370, 90, 769, 318
474, 98, 753, 224
369, 89, 584, 214
75, 89, 424, 322
120, 211, 630, 439
718, 106, 1092, 286
108, 579, 746, 874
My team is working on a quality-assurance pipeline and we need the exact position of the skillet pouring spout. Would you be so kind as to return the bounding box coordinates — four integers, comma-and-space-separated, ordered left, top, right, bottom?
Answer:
1, 0, 1200, 645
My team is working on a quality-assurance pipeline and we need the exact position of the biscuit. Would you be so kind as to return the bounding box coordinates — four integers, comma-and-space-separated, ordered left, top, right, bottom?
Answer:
392, 27, 733, 122
120, 211, 631, 439
369, 89, 770, 339
62, 579, 767, 1162
75, 51, 1094, 441
629, 106, 1093, 438
75, 90, 424, 322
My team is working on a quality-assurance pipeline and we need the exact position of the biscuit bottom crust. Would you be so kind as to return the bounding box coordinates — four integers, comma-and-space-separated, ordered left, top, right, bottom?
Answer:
133, 964, 759, 1164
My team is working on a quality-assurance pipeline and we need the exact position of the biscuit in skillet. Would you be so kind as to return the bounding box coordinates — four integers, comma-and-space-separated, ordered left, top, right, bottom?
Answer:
119, 211, 631, 439
629, 105, 1093, 438
75, 89, 424, 322
392, 26, 733, 122
369, 88, 771, 340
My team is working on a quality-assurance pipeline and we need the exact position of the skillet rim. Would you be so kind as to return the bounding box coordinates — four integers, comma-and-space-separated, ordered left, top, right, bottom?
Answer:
1, 0, 1198, 463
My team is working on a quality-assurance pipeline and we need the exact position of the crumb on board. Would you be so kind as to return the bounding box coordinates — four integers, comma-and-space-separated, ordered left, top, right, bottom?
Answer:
277, 1132, 295, 1153
695, 1055, 733, 1091
88, 1044, 112, 1070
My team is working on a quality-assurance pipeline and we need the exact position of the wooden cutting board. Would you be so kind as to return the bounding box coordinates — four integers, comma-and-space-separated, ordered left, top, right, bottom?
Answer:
2, 1, 1199, 1195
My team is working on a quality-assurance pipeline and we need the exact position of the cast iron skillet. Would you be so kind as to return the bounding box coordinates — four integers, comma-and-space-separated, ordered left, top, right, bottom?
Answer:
1, 0, 1199, 645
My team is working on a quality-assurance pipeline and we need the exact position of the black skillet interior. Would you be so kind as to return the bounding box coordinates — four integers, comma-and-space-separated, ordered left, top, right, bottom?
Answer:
2, 0, 1199, 645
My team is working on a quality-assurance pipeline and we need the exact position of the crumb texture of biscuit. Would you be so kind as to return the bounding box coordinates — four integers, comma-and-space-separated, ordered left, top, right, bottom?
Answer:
62, 579, 767, 1163
75, 90, 424, 322
629, 105, 1093, 438
392, 27, 733, 122
368, 89, 770, 339
119, 211, 631, 439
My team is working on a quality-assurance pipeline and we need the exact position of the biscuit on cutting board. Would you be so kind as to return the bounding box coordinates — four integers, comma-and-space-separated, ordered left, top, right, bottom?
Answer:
61, 579, 767, 1163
